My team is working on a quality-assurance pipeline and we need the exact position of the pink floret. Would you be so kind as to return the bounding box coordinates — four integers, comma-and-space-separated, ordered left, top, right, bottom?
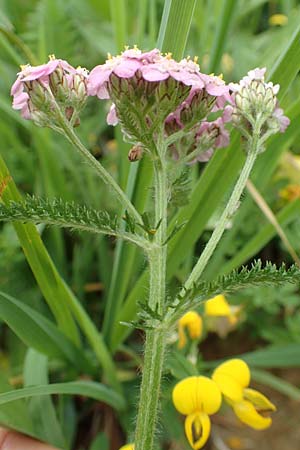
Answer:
140, 65, 170, 82
273, 107, 290, 132
87, 49, 207, 101
107, 104, 118, 126
11, 58, 80, 120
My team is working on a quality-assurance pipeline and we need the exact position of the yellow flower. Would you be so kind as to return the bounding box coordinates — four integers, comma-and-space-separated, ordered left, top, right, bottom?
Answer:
119, 444, 134, 450
172, 376, 222, 449
212, 359, 276, 430
178, 311, 203, 349
279, 184, 300, 202
204, 295, 241, 337
269, 14, 288, 26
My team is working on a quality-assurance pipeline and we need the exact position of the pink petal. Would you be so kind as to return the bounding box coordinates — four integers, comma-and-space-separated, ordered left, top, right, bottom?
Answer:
11, 77, 23, 96
140, 65, 169, 81
12, 92, 29, 110
206, 83, 228, 96
107, 104, 118, 125
113, 58, 142, 78
21, 61, 59, 81
21, 103, 31, 119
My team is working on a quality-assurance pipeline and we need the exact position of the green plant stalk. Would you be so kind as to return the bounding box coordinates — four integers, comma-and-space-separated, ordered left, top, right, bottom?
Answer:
58, 118, 142, 225
134, 142, 168, 450
182, 124, 262, 292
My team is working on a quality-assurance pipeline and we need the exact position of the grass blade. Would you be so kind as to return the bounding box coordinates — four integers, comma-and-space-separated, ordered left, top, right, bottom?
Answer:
0, 154, 80, 344
0, 381, 125, 411
23, 349, 65, 449
157, 0, 198, 58
208, 0, 236, 73
268, 20, 300, 99
0, 291, 91, 373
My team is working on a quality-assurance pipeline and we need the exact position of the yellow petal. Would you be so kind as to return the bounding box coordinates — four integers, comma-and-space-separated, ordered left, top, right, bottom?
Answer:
119, 445, 134, 450
185, 412, 211, 449
212, 372, 243, 403
172, 376, 222, 415
178, 311, 203, 349
212, 359, 251, 389
269, 14, 288, 26
233, 400, 273, 430
205, 295, 231, 317
178, 322, 187, 349
243, 388, 276, 413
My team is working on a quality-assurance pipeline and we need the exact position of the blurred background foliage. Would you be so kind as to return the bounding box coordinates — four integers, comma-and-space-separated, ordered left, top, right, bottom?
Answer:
0, 0, 300, 449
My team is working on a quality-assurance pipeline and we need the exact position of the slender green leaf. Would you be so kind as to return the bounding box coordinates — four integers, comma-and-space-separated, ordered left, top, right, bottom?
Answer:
268, 20, 300, 99
110, 0, 127, 52
208, 0, 236, 73
23, 350, 65, 449
0, 374, 38, 441
0, 291, 91, 373
0, 154, 79, 344
0, 381, 125, 411
203, 344, 300, 369
157, 0, 198, 58
251, 369, 300, 401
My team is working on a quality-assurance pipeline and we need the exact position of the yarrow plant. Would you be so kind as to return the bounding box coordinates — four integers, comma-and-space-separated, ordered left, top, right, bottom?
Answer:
8, 47, 291, 450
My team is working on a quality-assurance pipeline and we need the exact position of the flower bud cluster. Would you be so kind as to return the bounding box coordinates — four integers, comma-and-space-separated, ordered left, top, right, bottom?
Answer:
11, 55, 88, 127
229, 68, 289, 141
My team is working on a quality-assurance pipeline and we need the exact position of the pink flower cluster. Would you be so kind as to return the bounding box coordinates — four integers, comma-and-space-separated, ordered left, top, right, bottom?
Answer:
11, 57, 88, 120
88, 47, 231, 127
10, 51, 290, 163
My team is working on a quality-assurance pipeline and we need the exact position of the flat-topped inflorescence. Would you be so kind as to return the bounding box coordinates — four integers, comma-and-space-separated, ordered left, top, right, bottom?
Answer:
11, 55, 88, 127
88, 47, 231, 155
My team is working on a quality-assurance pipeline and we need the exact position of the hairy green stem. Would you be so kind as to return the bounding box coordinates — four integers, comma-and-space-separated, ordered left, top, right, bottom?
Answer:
182, 127, 262, 291
57, 116, 142, 225
135, 147, 168, 450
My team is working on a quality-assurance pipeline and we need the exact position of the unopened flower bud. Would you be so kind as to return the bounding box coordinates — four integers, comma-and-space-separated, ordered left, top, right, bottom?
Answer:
24, 80, 51, 110
229, 67, 289, 145
128, 144, 143, 162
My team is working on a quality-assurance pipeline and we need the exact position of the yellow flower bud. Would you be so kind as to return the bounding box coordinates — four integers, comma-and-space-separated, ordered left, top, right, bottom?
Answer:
119, 444, 134, 450
178, 311, 203, 349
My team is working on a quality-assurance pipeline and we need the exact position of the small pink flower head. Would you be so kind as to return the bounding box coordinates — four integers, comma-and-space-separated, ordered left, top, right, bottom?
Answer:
88, 47, 161, 99
88, 48, 216, 146
230, 67, 289, 142
11, 55, 88, 126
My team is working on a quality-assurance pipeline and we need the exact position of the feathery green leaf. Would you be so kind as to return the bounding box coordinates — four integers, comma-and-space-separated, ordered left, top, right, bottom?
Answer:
0, 196, 147, 249
168, 261, 300, 325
